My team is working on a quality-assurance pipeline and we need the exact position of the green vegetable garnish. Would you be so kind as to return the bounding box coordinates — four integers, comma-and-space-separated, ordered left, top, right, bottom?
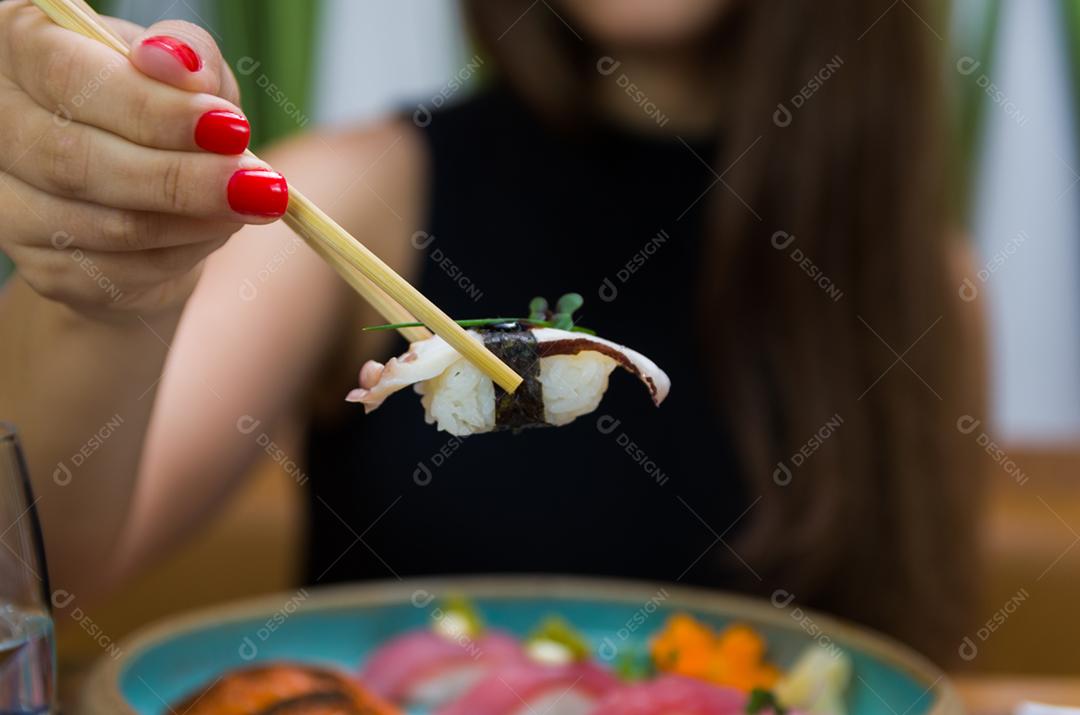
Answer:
528, 296, 549, 321
362, 293, 595, 335
614, 647, 656, 682
525, 616, 592, 664
432, 596, 484, 641
553, 292, 585, 330
746, 689, 788, 714
364, 318, 522, 331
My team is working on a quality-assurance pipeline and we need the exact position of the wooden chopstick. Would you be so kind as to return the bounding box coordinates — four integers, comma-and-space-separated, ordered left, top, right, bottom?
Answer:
29, 0, 522, 393
287, 217, 431, 344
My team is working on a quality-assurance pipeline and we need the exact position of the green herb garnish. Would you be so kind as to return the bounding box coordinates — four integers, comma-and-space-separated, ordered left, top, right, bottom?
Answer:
614, 647, 656, 681
432, 596, 485, 641
552, 292, 584, 330
746, 689, 788, 714
528, 296, 549, 321
525, 616, 592, 664
362, 293, 595, 335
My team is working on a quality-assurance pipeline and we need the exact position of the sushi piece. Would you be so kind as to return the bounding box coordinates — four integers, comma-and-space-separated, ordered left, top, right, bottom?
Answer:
434, 660, 618, 715
360, 599, 523, 708
348, 295, 670, 436
435, 617, 619, 715
361, 629, 522, 707
173, 663, 399, 715
590, 674, 754, 715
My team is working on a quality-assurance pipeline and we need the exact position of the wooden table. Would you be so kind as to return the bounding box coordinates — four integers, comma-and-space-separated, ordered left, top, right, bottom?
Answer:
955, 676, 1080, 714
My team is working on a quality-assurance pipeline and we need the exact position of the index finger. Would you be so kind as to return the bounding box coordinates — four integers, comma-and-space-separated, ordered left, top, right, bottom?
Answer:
2, 3, 249, 154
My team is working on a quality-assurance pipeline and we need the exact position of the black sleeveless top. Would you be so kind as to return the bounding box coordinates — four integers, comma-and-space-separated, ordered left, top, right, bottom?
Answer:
304, 86, 748, 587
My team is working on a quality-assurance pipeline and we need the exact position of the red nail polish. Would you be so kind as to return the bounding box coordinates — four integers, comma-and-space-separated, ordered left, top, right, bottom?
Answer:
228, 170, 288, 217
141, 36, 202, 72
195, 111, 250, 155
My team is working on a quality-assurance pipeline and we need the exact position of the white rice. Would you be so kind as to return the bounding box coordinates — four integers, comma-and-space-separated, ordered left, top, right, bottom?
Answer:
416, 352, 618, 435
539, 354, 618, 426
417, 359, 496, 436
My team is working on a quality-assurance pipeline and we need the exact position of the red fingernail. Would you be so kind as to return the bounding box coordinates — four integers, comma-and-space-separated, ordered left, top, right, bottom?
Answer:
195, 111, 250, 155
228, 170, 288, 217
141, 36, 202, 72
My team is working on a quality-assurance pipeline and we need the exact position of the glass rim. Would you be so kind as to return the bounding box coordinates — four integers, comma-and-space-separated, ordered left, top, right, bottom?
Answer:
0, 421, 18, 444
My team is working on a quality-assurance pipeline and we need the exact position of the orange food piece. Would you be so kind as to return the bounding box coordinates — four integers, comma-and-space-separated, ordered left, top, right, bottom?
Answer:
650, 614, 781, 692
717, 625, 766, 661
173, 663, 400, 715
650, 614, 712, 669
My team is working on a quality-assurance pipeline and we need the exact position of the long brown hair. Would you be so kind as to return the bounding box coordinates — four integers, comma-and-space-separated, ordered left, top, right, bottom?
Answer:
465, 0, 985, 662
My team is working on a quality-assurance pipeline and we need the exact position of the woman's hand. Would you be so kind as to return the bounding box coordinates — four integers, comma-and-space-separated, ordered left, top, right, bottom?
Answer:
0, 1, 288, 319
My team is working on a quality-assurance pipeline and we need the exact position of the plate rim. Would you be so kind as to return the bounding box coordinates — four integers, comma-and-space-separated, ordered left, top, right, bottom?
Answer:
78, 574, 965, 715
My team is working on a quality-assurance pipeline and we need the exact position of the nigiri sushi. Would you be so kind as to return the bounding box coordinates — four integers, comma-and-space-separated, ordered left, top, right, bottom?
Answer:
173, 663, 399, 715
435, 617, 619, 715
435, 660, 618, 715
591, 675, 794, 715
361, 600, 523, 708
348, 295, 670, 436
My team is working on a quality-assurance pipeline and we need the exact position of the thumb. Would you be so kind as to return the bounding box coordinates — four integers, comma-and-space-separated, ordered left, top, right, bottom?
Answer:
129, 20, 241, 105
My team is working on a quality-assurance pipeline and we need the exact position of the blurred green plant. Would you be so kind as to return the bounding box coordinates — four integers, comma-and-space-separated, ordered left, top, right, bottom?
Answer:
212, 0, 322, 149
1066, 0, 1080, 120
950, 0, 1002, 221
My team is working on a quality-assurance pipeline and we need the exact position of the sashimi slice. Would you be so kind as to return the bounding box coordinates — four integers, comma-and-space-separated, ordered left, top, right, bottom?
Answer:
346, 332, 464, 412
531, 328, 671, 406
591, 674, 763, 715
361, 629, 522, 707
435, 661, 619, 715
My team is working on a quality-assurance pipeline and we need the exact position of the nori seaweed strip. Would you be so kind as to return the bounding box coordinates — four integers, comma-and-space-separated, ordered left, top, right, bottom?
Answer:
480, 323, 546, 431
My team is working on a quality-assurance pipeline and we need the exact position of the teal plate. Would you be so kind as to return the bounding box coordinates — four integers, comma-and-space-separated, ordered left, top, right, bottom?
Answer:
80, 576, 963, 715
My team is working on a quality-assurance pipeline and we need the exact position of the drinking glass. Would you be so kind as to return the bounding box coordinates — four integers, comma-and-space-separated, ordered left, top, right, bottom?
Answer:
0, 423, 56, 714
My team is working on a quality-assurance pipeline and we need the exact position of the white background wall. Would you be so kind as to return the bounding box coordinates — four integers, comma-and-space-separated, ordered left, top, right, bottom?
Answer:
968, 0, 1080, 441
311, 0, 468, 126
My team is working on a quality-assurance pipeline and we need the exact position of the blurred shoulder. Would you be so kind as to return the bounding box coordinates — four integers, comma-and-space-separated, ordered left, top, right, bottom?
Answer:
947, 233, 980, 301
947, 233, 987, 370
263, 115, 427, 180
260, 116, 428, 275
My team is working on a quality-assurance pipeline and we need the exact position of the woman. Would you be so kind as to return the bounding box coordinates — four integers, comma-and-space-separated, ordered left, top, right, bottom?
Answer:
0, 0, 984, 662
